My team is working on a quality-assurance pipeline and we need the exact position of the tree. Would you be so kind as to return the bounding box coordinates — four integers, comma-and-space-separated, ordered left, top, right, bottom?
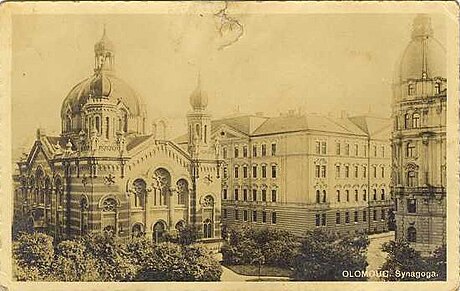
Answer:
425, 244, 447, 281
292, 229, 369, 281
13, 232, 54, 281
12, 214, 34, 240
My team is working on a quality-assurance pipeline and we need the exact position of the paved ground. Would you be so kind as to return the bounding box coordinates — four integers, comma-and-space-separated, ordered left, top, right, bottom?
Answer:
366, 231, 395, 281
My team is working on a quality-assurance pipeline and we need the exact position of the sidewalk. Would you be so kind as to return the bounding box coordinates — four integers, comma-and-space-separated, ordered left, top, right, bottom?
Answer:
220, 265, 290, 282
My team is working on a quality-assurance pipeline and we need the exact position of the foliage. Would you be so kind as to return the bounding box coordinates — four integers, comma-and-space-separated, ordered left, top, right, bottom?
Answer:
13, 232, 54, 281
163, 225, 199, 246
379, 240, 447, 281
12, 214, 34, 240
292, 229, 369, 281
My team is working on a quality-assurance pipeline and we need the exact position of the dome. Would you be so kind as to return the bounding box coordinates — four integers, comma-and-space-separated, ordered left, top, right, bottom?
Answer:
61, 73, 143, 117
189, 80, 208, 111
398, 15, 446, 82
94, 26, 114, 53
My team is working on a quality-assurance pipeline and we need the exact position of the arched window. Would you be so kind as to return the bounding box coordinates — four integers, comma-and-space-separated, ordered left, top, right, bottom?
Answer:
176, 179, 189, 205
407, 171, 418, 187
322, 190, 327, 203
337, 190, 341, 202
101, 197, 117, 236
95, 116, 101, 135
195, 124, 200, 137
407, 198, 417, 213
123, 112, 128, 133
407, 226, 416, 242
153, 221, 166, 243
405, 113, 411, 129
132, 223, 144, 238
133, 179, 146, 208
203, 219, 213, 239
412, 113, 421, 128
153, 168, 171, 206
105, 116, 110, 139
408, 83, 415, 95
66, 115, 72, 132
434, 82, 441, 94
316, 190, 321, 203
102, 198, 117, 212
175, 220, 185, 232
204, 125, 207, 143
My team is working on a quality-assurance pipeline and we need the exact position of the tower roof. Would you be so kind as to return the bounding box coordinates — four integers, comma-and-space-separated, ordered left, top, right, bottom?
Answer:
189, 75, 208, 111
94, 25, 114, 53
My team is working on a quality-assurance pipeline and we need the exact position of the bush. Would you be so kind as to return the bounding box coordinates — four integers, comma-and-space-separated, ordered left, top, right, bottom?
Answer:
12, 215, 34, 240
292, 229, 369, 281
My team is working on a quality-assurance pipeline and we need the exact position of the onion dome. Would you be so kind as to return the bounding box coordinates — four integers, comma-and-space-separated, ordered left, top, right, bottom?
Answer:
189, 76, 208, 111
94, 25, 114, 54
398, 14, 446, 82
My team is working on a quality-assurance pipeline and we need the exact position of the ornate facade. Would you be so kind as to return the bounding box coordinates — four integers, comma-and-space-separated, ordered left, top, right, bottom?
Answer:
391, 15, 447, 253
13, 30, 222, 245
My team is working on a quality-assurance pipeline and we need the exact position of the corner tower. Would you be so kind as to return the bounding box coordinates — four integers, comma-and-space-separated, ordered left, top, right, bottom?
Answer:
391, 15, 447, 253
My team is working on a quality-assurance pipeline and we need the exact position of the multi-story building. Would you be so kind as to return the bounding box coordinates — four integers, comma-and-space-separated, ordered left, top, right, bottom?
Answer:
391, 15, 446, 253
204, 111, 393, 236
13, 29, 222, 246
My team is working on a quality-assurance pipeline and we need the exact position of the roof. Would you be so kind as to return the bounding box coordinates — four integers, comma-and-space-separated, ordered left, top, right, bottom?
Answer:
126, 135, 153, 151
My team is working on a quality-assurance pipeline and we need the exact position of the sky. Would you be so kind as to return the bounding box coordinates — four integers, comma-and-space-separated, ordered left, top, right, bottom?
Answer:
11, 12, 446, 160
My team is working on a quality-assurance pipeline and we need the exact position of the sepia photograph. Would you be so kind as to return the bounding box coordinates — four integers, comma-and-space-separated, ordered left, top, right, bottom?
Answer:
0, 1, 458, 290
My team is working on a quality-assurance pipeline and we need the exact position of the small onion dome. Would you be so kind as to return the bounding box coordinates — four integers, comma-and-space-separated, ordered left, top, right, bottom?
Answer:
189, 81, 208, 111
94, 26, 114, 54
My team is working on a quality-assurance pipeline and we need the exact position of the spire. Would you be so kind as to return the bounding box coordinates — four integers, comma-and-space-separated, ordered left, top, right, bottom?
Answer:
411, 14, 433, 40
94, 25, 115, 73
189, 73, 208, 111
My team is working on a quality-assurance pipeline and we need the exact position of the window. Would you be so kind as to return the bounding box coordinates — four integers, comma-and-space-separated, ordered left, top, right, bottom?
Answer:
336, 142, 341, 155
363, 166, 367, 178
95, 116, 101, 135
243, 146, 248, 157
345, 144, 350, 156
354, 190, 358, 201
405, 113, 411, 129
316, 190, 321, 204
321, 142, 327, 155
272, 212, 277, 224
262, 189, 267, 201
412, 113, 421, 128
315, 141, 321, 154
363, 145, 367, 157
406, 142, 415, 157
315, 165, 321, 178
321, 213, 326, 226
253, 145, 257, 157
321, 165, 327, 178
235, 209, 239, 220
105, 116, 110, 139
363, 210, 367, 222
407, 171, 418, 187
222, 147, 227, 159
381, 209, 386, 220
381, 146, 385, 158
315, 214, 321, 226
373, 146, 377, 157
223, 209, 227, 219
253, 165, 257, 178
271, 143, 277, 156
373, 166, 377, 178
243, 166, 248, 178
373, 189, 377, 200
345, 212, 350, 224
381, 189, 385, 200
262, 165, 267, 178
234, 166, 239, 178
262, 211, 267, 223
243, 210, 248, 221
234, 147, 239, 158
345, 166, 349, 178
407, 227, 416, 242
346, 190, 350, 202
381, 167, 385, 178
322, 190, 327, 203
223, 167, 228, 178
408, 83, 415, 95
407, 199, 417, 213
354, 166, 358, 178
354, 144, 359, 156
336, 212, 341, 225
272, 189, 277, 202
223, 189, 228, 200
253, 210, 257, 222
373, 210, 377, 221
363, 189, 367, 201
336, 165, 340, 178
262, 144, 267, 156
252, 189, 257, 201
337, 190, 341, 202
234, 189, 239, 201
271, 165, 277, 178
354, 211, 358, 223
434, 82, 441, 94
243, 189, 248, 201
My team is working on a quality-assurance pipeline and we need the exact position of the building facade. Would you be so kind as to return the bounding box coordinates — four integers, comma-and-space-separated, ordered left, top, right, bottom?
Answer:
391, 15, 447, 253
199, 112, 393, 237
13, 30, 222, 245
